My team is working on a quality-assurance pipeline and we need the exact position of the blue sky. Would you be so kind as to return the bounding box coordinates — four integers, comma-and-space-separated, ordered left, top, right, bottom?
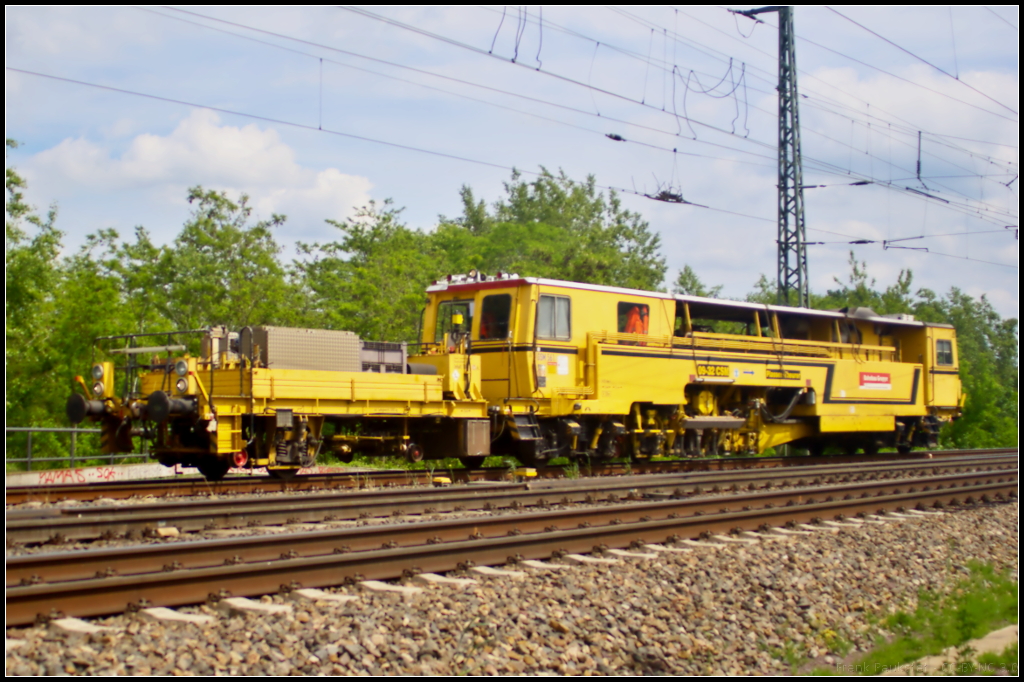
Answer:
6, 6, 1019, 316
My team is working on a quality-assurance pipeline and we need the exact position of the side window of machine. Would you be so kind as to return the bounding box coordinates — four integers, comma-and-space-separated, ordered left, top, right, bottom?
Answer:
840, 321, 863, 345
936, 339, 954, 365
435, 300, 474, 343
537, 295, 571, 340
479, 294, 512, 340
617, 302, 649, 334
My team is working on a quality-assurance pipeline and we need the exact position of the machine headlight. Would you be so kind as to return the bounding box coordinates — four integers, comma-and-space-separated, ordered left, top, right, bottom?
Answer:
91, 364, 105, 380
92, 381, 105, 396
174, 359, 189, 377
175, 378, 188, 393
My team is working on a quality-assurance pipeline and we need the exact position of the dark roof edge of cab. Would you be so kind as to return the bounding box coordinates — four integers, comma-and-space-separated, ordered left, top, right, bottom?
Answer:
427, 274, 952, 329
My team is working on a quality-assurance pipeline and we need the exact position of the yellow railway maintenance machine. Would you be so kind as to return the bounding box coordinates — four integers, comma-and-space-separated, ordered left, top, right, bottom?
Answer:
67, 273, 963, 479
67, 326, 491, 480
424, 272, 963, 465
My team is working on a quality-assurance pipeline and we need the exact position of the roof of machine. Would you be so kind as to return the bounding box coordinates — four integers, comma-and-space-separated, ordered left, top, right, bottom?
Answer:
427, 273, 950, 329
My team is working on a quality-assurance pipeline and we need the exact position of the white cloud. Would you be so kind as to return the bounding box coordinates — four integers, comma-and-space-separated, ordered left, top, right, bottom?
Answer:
24, 110, 373, 241
5, 6, 161, 59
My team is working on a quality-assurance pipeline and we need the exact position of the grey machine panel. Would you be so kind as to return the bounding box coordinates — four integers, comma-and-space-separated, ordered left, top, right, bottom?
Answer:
241, 326, 361, 372
360, 341, 407, 373
460, 419, 491, 457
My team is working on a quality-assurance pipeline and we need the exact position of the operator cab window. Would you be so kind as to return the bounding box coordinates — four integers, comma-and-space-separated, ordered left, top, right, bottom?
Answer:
936, 339, 954, 366
536, 295, 571, 340
435, 299, 474, 343
479, 294, 512, 340
618, 302, 649, 334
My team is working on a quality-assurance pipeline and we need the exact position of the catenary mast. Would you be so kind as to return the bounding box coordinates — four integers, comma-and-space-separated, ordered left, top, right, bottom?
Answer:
733, 6, 809, 307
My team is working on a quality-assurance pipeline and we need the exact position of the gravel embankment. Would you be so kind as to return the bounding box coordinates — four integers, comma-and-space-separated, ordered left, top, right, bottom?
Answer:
5, 501, 1017, 676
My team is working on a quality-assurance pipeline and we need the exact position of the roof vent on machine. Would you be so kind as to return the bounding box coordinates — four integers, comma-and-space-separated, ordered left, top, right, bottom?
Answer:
433, 271, 521, 286
837, 307, 880, 320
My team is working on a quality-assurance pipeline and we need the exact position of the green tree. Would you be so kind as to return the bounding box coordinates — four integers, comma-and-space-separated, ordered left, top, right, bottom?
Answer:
153, 187, 295, 330
439, 168, 667, 290
296, 200, 436, 341
673, 264, 723, 298
933, 289, 1018, 448
6, 140, 64, 427
819, 252, 915, 314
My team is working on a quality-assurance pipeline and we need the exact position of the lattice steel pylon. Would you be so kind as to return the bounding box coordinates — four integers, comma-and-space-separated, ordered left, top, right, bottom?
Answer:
732, 6, 808, 307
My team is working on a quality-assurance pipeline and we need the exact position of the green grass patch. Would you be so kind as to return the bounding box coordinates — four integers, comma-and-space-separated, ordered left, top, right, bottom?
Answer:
822, 561, 1017, 675
972, 643, 1019, 676
342, 454, 465, 471
325, 453, 521, 472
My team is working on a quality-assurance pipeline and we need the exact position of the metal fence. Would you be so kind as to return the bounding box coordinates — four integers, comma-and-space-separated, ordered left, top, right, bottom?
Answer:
5, 427, 152, 470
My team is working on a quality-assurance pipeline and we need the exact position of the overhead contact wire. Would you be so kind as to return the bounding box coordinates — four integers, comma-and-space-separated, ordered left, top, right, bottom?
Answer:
162, 6, 1016, 205
824, 6, 1018, 115
338, 6, 1010, 210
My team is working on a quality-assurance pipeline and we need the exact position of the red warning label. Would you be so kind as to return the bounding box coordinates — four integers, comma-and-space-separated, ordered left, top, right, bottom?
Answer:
859, 372, 892, 390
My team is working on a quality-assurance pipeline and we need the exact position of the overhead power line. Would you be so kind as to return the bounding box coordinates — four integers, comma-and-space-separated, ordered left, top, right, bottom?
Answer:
154, 8, 792, 169
983, 6, 1018, 30
612, 9, 1020, 203
153, 7, 942, 207
645, 7, 1020, 169
138, 7, 779, 173
519, 4, 1020, 171
155, 5, 1011, 216
481, 6, 1019, 199
335, 6, 1015, 216
824, 6, 1019, 115
162, 5, 1019, 206
661, 6, 1019, 125
18, 10, 1016, 235
8, 66, 1016, 270
2, 66, 778, 226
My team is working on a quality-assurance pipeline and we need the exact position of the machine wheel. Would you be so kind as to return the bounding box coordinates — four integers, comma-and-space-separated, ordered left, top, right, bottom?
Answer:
268, 467, 299, 481
459, 456, 486, 469
197, 457, 231, 481
405, 443, 425, 464
596, 433, 624, 461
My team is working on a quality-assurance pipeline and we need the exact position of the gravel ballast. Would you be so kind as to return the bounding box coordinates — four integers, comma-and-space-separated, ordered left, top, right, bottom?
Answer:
5, 501, 1017, 676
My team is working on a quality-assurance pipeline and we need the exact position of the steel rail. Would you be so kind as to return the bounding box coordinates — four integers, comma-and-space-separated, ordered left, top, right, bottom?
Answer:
5, 480, 1015, 627
6, 455, 1015, 544
6, 455, 1016, 544
7, 447, 1016, 504
7, 469, 1016, 587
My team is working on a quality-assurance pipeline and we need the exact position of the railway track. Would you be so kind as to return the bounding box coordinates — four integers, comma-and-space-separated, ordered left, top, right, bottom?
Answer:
6, 453, 1016, 545
7, 467, 1017, 586
6, 447, 1015, 505
6, 472, 1016, 627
